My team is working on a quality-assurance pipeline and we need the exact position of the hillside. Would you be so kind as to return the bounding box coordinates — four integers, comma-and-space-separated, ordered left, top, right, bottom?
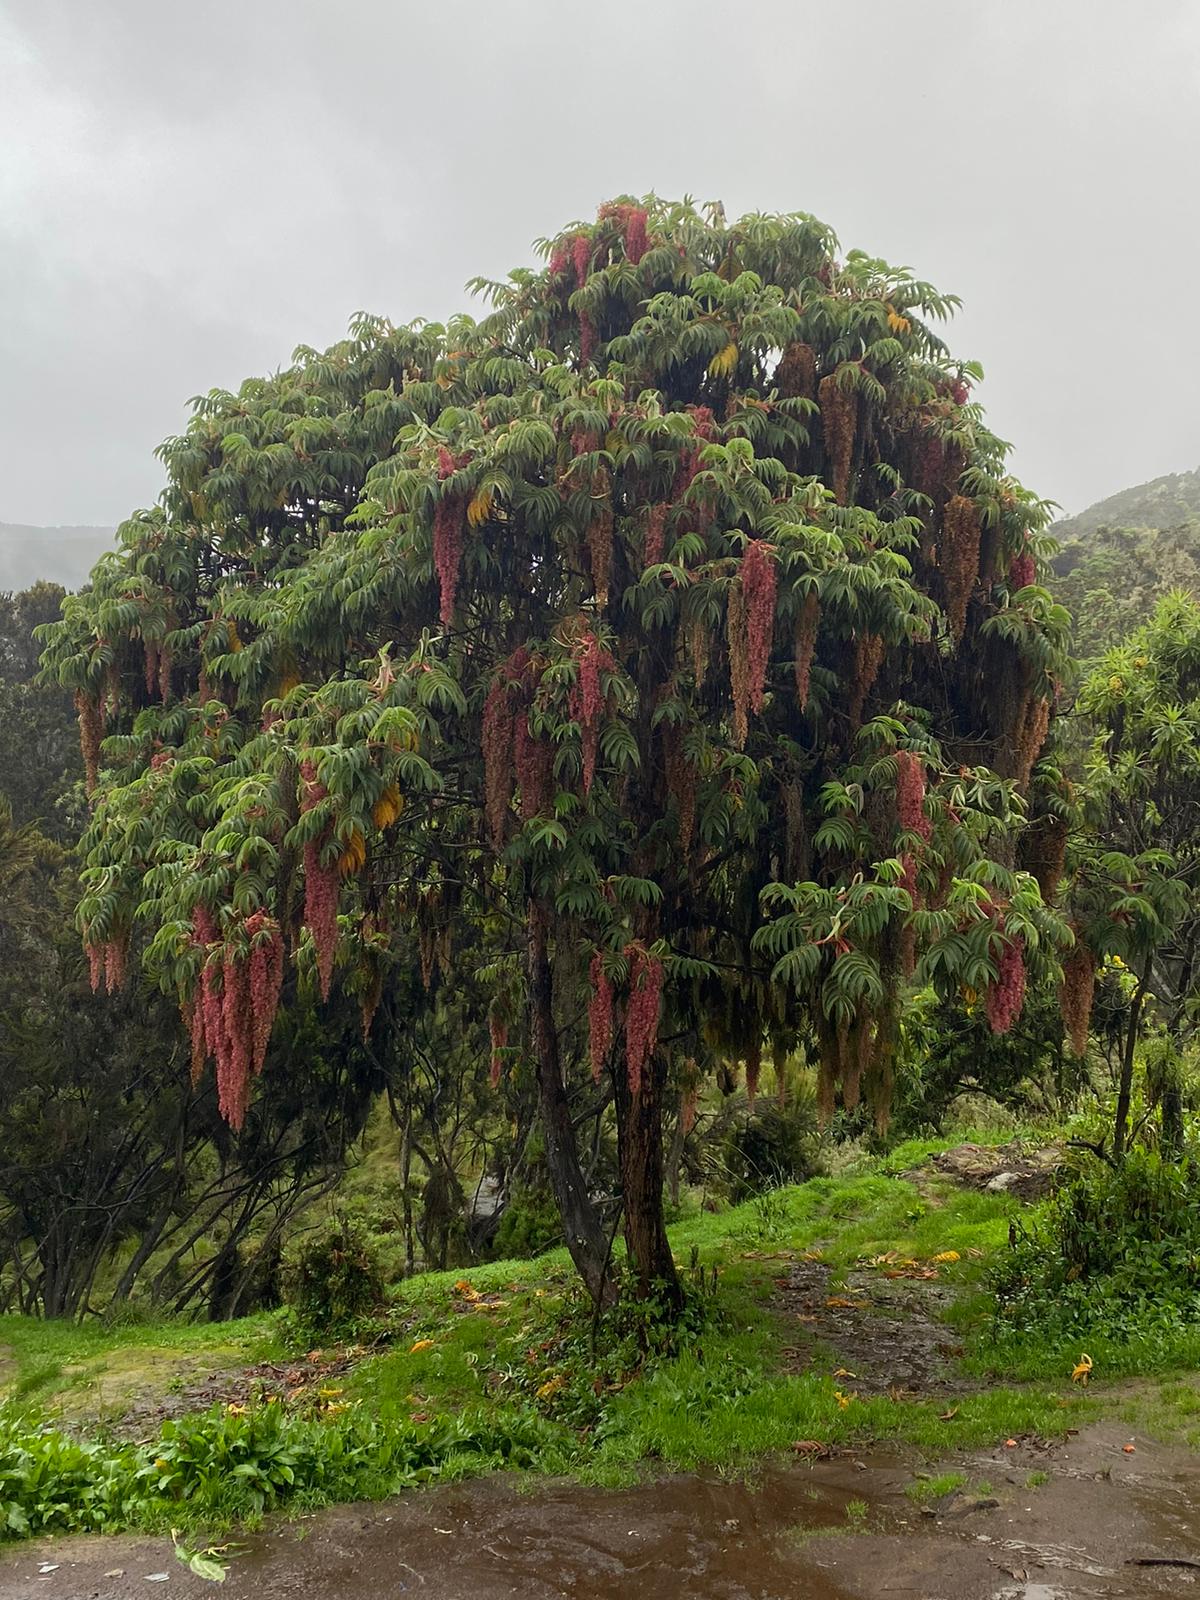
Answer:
0, 522, 115, 592
1051, 467, 1200, 657
1054, 466, 1200, 541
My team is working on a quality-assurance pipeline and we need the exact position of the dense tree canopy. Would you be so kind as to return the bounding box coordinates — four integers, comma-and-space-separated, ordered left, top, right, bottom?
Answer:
41, 196, 1073, 1308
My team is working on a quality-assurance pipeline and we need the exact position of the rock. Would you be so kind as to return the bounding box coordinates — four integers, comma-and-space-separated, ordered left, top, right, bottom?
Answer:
943, 1495, 1000, 1518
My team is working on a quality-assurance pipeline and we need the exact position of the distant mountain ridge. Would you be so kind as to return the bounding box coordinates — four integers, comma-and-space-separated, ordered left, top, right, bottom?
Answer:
1054, 467, 1200, 541
0, 522, 116, 593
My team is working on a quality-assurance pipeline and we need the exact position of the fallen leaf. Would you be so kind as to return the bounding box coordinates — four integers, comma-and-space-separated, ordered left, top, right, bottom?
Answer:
791, 1439, 827, 1455
932, 1250, 960, 1263
1004, 1439, 1018, 1448
409, 1339, 435, 1354
825, 1296, 861, 1309
1071, 1353, 1094, 1385
939, 1407, 959, 1421
1123, 1443, 1136, 1454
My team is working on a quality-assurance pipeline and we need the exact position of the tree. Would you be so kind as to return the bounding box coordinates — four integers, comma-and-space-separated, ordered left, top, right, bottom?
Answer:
41, 196, 1069, 1312
0, 583, 83, 837
0, 795, 388, 1320
1068, 592, 1200, 1156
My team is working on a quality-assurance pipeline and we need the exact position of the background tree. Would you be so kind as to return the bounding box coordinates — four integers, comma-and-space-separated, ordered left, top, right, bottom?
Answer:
0, 583, 84, 837
40, 196, 1070, 1314
1065, 592, 1200, 1156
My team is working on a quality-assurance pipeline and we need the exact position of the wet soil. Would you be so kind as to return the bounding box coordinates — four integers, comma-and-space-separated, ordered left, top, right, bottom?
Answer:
921, 1142, 1067, 1202
111, 1348, 367, 1439
775, 1257, 967, 1396
4, 1424, 1198, 1600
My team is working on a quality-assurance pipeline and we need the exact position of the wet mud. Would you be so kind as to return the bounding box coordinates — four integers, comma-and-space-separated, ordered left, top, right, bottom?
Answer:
3, 1423, 1198, 1599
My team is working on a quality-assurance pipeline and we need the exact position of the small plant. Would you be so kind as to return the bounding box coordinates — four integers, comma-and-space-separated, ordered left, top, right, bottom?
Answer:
739, 1182, 791, 1245
845, 1498, 869, 1528
905, 1470, 967, 1506
1026, 1470, 1049, 1488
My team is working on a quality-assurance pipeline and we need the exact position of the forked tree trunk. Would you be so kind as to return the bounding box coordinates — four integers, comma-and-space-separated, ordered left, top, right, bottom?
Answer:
527, 909, 615, 1309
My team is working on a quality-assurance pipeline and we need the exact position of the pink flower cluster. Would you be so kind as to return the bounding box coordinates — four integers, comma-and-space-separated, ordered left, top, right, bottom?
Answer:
625, 945, 664, 1098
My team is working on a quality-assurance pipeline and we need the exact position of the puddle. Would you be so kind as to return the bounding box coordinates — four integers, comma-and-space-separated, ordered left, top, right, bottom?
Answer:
3, 1424, 1199, 1599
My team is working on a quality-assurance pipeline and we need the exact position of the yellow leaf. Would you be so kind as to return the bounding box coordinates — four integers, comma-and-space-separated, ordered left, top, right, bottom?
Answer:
337, 828, 366, 876
467, 486, 494, 528
226, 1402, 247, 1415
537, 1373, 566, 1400
708, 342, 738, 380
886, 307, 911, 334
372, 784, 404, 829
932, 1250, 960, 1264
1071, 1353, 1093, 1384
409, 1339, 435, 1354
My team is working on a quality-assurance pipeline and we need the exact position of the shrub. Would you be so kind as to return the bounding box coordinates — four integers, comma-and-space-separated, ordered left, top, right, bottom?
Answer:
720, 1099, 820, 1203
491, 1182, 562, 1260
285, 1217, 386, 1338
0, 1401, 568, 1542
992, 1145, 1200, 1340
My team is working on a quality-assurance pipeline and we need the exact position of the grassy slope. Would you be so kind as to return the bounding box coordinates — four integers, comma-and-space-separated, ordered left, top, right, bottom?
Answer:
5, 1140, 1200, 1527
346, 1155, 1102, 1483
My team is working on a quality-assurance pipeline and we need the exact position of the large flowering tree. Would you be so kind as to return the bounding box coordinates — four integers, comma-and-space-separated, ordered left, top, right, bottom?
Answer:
42, 197, 1070, 1310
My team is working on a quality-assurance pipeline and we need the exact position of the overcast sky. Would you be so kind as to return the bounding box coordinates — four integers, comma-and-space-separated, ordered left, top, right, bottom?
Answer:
2, 0, 1197, 529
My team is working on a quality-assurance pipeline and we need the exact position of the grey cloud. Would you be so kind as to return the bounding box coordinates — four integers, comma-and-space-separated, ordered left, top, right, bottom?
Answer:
2, 0, 1198, 527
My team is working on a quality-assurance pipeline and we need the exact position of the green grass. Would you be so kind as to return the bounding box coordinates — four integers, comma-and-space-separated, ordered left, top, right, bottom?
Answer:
6, 1134, 1200, 1543
0, 1313, 281, 1416
905, 1470, 967, 1505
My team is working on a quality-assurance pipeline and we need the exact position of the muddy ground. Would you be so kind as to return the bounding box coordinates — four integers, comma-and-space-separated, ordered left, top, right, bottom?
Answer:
1, 1423, 1197, 1599
775, 1255, 967, 1397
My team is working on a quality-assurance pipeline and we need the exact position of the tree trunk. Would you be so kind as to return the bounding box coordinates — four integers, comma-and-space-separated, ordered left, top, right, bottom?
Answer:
1113, 953, 1152, 1162
616, 1053, 682, 1308
666, 1091, 688, 1208
527, 910, 614, 1309
1161, 1079, 1185, 1159
401, 1112, 416, 1277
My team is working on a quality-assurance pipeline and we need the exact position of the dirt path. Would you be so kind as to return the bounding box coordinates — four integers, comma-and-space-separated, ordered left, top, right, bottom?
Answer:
775, 1256, 967, 1396
2, 1423, 1198, 1599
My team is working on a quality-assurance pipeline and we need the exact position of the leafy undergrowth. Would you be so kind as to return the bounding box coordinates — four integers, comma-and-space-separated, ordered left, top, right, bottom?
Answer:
7, 1141, 1200, 1542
